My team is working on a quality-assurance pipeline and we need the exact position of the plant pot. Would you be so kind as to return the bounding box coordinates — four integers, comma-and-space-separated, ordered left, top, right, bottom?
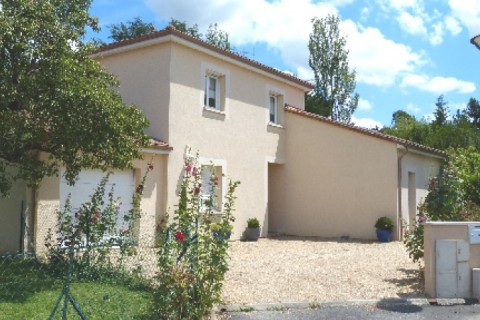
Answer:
245, 227, 260, 241
213, 231, 231, 240
376, 229, 392, 242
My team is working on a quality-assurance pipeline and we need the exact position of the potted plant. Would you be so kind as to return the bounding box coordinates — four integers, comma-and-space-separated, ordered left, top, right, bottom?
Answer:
374, 216, 394, 242
211, 222, 232, 240
245, 218, 260, 241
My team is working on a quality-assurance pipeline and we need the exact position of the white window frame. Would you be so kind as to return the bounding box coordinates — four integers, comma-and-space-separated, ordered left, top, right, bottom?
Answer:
201, 63, 230, 115
266, 85, 285, 126
198, 158, 227, 213
205, 75, 221, 110
269, 94, 278, 124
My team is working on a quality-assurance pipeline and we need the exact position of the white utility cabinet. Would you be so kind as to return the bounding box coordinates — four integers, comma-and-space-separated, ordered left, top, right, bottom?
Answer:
436, 239, 470, 298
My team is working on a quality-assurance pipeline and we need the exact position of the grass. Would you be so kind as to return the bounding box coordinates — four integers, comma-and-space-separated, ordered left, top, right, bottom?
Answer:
0, 256, 154, 319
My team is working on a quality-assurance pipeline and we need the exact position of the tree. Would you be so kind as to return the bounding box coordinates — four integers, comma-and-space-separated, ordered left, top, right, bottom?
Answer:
466, 97, 480, 129
205, 23, 231, 50
433, 94, 449, 126
108, 17, 155, 42
168, 18, 202, 38
0, 0, 149, 196
307, 14, 359, 124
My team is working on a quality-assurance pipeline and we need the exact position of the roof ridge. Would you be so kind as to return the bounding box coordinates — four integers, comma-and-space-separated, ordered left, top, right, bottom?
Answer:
284, 105, 447, 156
95, 27, 314, 90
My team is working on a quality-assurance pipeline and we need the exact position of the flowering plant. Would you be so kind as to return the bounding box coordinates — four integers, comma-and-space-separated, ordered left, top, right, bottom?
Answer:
153, 149, 239, 318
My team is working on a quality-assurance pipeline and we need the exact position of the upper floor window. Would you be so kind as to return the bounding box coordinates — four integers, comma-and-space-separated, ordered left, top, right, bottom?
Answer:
268, 91, 284, 125
205, 75, 220, 110
269, 94, 278, 124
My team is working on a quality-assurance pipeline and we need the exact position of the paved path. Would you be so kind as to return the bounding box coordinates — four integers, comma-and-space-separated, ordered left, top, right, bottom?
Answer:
217, 298, 480, 320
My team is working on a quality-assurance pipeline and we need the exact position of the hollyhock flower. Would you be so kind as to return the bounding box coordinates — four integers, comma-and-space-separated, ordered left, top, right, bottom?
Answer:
418, 215, 427, 223
136, 184, 144, 193
194, 185, 201, 195
185, 164, 193, 175
175, 231, 185, 243
211, 176, 219, 186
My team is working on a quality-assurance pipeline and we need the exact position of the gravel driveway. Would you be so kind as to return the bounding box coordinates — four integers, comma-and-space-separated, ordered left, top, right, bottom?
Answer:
221, 236, 423, 305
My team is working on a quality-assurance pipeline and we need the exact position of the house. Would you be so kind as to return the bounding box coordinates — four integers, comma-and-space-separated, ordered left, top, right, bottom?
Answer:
0, 27, 444, 255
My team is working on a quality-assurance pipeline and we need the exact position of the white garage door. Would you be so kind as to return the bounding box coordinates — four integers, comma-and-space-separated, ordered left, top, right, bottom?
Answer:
60, 169, 135, 231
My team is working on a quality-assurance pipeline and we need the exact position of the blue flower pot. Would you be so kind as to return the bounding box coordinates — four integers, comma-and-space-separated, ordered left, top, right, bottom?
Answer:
213, 231, 231, 240
376, 229, 392, 242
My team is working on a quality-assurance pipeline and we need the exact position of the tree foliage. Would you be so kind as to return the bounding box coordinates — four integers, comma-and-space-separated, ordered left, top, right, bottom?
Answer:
307, 14, 359, 124
205, 23, 231, 50
108, 16, 155, 42
0, 0, 149, 196
106, 17, 232, 51
382, 95, 480, 151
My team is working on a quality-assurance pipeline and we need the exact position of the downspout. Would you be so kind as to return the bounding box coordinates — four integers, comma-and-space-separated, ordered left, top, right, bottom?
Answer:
397, 145, 408, 241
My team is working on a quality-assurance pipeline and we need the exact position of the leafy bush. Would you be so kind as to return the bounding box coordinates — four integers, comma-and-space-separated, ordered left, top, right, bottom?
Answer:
247, 218, 260, 228
374, 216, 394, 231
404, 147, 480, 263
153, 150, 239, 319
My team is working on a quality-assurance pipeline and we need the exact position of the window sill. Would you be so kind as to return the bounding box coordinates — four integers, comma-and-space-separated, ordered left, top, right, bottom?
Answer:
268, 122, 284, 129
203, 106, 225, 115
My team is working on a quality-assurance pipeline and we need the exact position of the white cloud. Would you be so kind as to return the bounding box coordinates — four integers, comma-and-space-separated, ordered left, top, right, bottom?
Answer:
397, 12, 427, 36
406, 103, 421, 114
357, 98, 373, 111
351, 116, 383, 129
444, 16, 462, 36
342, 20, 425, 86
448, 0, 480, 36
429, 22, 444, 45
401, 74, 476, 94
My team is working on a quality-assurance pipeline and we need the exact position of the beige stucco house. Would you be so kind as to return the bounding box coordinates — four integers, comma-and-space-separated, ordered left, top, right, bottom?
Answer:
0, 27, 445, 255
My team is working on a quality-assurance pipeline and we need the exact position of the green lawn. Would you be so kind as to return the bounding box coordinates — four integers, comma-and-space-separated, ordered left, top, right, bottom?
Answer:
0, 257, 154, 319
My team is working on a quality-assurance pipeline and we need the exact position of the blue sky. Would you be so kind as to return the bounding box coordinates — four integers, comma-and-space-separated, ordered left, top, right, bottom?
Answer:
88, 0, 480, 128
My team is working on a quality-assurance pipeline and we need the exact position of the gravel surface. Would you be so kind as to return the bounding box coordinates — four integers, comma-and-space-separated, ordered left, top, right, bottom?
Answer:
221, 236, 424, 305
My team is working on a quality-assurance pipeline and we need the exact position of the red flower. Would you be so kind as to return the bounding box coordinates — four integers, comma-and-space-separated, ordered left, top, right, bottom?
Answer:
175, 231, 185, 243
136, 184, 144, 193
148, 163, 154, 171
91, 216, 99, 223
194, 185, 201, 195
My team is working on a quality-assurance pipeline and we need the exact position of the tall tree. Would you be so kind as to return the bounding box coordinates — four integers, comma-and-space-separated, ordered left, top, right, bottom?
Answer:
108, 17, 155, 42
433, 94, 449, 126
0, 0, 149, 196
466, 97, 480, 129
205, 23, 231, 50
307, 14, 359, 124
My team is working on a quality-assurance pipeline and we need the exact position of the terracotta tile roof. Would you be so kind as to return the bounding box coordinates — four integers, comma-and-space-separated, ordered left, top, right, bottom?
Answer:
285, 105, 447, 157
95, 27, 315, 90
149, 138, 172, 151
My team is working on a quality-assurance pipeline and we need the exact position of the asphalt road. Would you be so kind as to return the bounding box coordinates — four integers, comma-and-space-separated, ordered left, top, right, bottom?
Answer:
219, 299, 480, 320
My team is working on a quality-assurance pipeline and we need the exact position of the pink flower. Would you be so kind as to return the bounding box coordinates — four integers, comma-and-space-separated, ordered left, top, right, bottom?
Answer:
175, 231, 185, 243
185, 164, 193, 174
418, 215, 427, 223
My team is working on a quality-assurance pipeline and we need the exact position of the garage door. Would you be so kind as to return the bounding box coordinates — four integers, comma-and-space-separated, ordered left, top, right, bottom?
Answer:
60, 169, 135, 231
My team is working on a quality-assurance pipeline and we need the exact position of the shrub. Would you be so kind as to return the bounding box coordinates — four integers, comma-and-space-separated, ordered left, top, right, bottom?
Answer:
374, 216, 394, 231
404, 147, 480, 263
153, 150, 239, 319
247, 218, 260, 228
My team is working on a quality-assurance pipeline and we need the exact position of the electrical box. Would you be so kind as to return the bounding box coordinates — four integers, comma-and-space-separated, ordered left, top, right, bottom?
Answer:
468, 224, 480, 244
436, 239, 471, 298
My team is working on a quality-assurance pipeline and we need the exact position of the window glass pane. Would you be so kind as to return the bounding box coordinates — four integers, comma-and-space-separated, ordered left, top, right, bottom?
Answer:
270, 95, 277, 122
208, 77, 217, 108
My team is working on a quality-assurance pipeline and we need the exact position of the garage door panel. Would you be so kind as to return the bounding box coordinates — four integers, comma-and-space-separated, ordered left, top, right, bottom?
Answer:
60, 169, 134, 230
